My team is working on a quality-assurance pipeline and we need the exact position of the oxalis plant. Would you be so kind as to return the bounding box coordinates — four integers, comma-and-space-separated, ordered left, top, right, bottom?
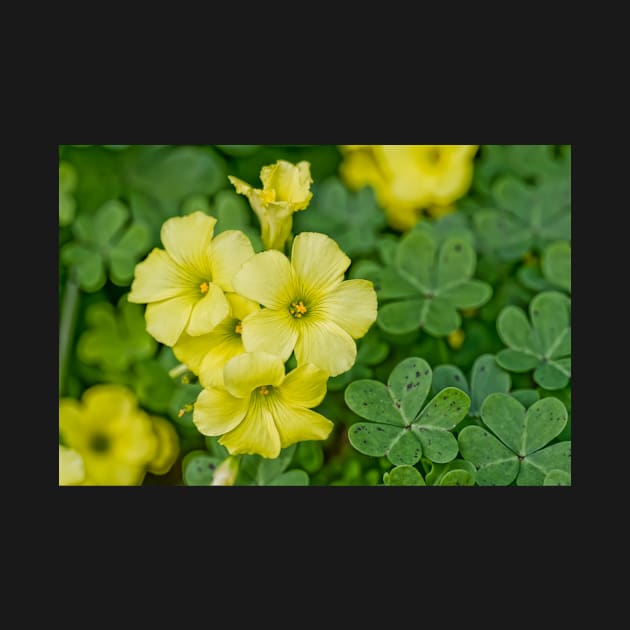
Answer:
58, 145, 571, 486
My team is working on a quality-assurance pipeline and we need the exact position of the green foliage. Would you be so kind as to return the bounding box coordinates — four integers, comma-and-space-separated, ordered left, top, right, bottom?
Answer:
345, 357, 470, 465
58, 144, 571, 487
60, 199, 151, 291
293, 178, 387, 257
354, 228, 492, 336
496, 291, 571, 389
458, 394, 570, 486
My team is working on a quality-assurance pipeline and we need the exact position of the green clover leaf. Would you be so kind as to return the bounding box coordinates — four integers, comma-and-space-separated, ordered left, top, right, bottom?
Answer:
182, 450, 223, 486
423, 459, 477, 486
293, 177, 387, 257
76, 295, 157, 372
473, 174, 571, 261
345, 357, 471, 465
496, 291, 571, 390
458, 393, 570, 486
383, 465, 426, 486
59, 161, 78, 226
60, 199, 151, 291
541, 241, 571, 293
432, 354, 539, 421
356, 229, 492, 336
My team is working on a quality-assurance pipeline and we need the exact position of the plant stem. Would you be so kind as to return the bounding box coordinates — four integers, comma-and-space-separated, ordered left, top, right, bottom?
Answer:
59, 271, 80, 396
168, 363, 189, 379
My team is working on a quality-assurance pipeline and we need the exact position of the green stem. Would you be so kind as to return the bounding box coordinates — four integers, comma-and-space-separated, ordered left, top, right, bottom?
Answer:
437, 337, 450, 365
59, 271, 80, 396
168, 363, 189, 379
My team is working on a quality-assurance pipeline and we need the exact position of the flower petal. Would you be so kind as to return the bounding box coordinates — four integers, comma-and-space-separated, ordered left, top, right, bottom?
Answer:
278, 364, 328, 408
59, 445, 85, 485
198, 334, 245, 388
219, 401, 282, 459
128, 248, 197, 303
227, 293, 261, 322
209, 230, 255, 292
187, 282, 230, 336
295, 320, 357, 377
269, 401, 334, 449
240, 308, 298, 362
319, 279, 377, 339
222, 352, 286, 399
193, 387, 249, 436
59, 398, 84, 446
232, 250, 297, 309
260, 160, 313, 207
160, 211, 216, 277
145, 294, 197, 346
172, 331, 214, 375
291, 232, 350, 298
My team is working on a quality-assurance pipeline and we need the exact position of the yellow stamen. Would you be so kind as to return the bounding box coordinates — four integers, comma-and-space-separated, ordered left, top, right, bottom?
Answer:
289, 300, 308, 318
178, 403, 194, 417
447, 329, 466, 350
259, 386, 270, 396
235, 322, 243, 335
181, 375, 190, 385
200, 281, 210, 294
177, 408, 185, 418
261, 189, 276, 204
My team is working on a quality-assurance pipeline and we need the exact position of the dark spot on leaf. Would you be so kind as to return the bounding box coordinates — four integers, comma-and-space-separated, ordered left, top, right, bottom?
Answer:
454, 244, 462, 252
406, 383, 413, 391
454, 375, 460, 381
395, 402, 401, 409
208, 463, 216, 470
480, 366, 485, 372
376, 427, 384, 432
424, 370, 429, 375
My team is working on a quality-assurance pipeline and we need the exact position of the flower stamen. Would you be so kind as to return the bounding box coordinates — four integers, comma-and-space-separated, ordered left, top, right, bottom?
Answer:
259, 386, 270, 396
234, 322, 243, 335
200, 281, 210, 294
289, 300, 308, 319
261, 189, 276, 204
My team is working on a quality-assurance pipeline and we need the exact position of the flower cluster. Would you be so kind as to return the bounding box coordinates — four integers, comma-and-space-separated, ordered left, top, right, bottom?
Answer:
339, 145, 478, 231
129, 160, 378, 459
59, 384, 179, 485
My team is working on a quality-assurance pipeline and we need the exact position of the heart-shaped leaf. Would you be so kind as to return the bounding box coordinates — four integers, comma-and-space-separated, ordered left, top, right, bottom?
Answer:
473, 174, 571, 261
182, 450, 222, 486
543, 469, 571, 486
424, 459, 477, 486
236, 445, 309, 486
458, 393, 569, 485
360, 229, 492, 336
293, 177, 387, 257
497, 291, 571, 389
345, 357, 470, 465
541, 241, 571, 293
383, 465, 426, 486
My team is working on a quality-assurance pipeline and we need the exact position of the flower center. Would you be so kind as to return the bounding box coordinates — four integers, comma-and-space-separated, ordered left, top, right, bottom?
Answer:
289, 300, 308, 319
258, 385, 271, 396
234, 322, 243, 335
199, 281, 211, 294
90, 433, 110, 454
426, 148, 441, 165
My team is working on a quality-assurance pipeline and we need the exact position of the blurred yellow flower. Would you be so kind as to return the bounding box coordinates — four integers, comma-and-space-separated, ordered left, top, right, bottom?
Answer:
233, 232, 377, 377
229, 160, 313, 251
193, 352, 333, 459
128, 211, 254, 346
172, 293, 260, 388
59, 384, 158, 485
59, 445, 85, 485
339, 145, 478, 231
147, 415, 180, 476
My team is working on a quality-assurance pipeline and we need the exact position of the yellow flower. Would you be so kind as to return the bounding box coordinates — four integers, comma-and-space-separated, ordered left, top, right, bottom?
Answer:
59, 445, 85, 485
228, 160, 313, 251
339, 145, 478, 231
172, 293, 260, 388
59, 384, 158, 485
193, 352, 333, 459
128, 211, 255, 346
147, 415, 180, 476
232, 231, 377, 377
